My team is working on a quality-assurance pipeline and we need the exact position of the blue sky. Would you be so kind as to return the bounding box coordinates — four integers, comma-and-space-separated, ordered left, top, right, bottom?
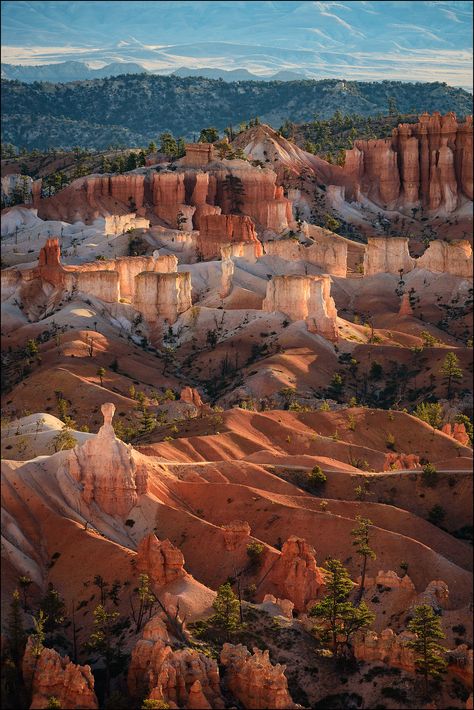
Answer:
1, 1, 473, 87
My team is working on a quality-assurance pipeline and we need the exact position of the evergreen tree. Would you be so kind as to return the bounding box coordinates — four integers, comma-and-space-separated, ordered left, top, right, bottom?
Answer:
6, 590, 27, 668
39, 584, 65, 636
211, 582, 241, 636
199, 127, 219, 143
97, 367, 106, 386
309, 558, 374, 657
351, 516, 376, 601
18, 575, 32, 611
125, 152, 138, 171
413, 402, 443, 429
147, 141, 157, 154
407, 605, 447, 695
159, 132, 178, 158
440, 352, 463, 398
85, 605, 121, 699
223, 174, 245, 213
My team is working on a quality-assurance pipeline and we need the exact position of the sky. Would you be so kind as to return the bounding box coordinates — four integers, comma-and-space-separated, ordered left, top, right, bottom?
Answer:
1, 0, 473, 88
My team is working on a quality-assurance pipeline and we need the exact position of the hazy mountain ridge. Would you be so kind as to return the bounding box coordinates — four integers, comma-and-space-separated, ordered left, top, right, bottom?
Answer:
1, 61, 308, 84
2, 74, 472, 150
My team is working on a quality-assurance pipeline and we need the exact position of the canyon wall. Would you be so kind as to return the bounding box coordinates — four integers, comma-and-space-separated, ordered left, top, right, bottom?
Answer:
74, 270, 119, 303
343, 112, 473, 212
263, 274, 338, 341
264, 232, 348, 277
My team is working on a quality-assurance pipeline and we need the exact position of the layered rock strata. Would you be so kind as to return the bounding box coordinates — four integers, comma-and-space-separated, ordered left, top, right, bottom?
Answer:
343, 112, 473, 212
364, 236, 473, 278
263, 274, 338, 340
198, 213, 262, 261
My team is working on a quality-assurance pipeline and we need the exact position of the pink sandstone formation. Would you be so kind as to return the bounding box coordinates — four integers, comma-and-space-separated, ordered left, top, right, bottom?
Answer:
180, 386, 204, 408
265, 536, 326, 612
64, 403, 148, 518
222, 520, 251, 551
355, 630, 473, 687
133, 271, 192, 328
262, 594, 295, 619
398, 293, 414, 317
221, 240, 261, 262
343, 112, 473, 212
384, 453, 420, 471
181, 143, 217, 167
413, 579, 449, 611
416, 239, 473, 279
263, 274, 338, 341
220, 643, 298, 709
197, 213, 262, 260
363, 237, 414, 276
264, 229, 349, 277
22, 637, 98, 710
353, 628, 417, 671
441, 422, 470, 446
128, 614, 224, 708
362, 570, 416, 594
136, 533, 186, 588
219, 253, 234, 298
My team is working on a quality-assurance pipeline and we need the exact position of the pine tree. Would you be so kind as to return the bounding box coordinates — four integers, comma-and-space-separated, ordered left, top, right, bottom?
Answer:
39, 584, 65, 636
86, 604, 121, 699
97, 367, 106, 386
407, 605, 447, 695
198, 127, 219, 143
6, 590, 27, 668
440, 352, 463, 398
351, 516, 376, 602
159, 132, 178, 158
223, 174, 245, 214
309, 558, 374, 657
18, 575, 32, 611
125, 152, 138, 171
211, 582, 241, 637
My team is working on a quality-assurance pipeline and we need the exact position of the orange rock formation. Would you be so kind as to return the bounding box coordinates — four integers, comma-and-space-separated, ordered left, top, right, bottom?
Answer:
220, 643, 298, 709
136, 534, 186, 588
22, 637, 98, 709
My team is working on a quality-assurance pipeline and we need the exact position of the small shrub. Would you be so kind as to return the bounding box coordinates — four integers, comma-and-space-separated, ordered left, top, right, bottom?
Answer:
421, 463, 439, 488
307, 466, 327, 490
247, 542, 265, 567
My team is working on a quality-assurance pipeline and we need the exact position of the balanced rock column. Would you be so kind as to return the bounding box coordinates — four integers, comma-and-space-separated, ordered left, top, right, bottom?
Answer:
64, 403, 148, 518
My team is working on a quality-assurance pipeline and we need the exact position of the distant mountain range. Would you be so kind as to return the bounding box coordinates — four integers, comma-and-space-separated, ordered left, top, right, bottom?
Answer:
1, 61, 307, 84
2, 1, 472, 88
2, 74, 472, 151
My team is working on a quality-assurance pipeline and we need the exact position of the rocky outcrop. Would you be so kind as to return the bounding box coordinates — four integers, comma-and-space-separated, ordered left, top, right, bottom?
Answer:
64, 403, 148, 518
75, 270, 119, 302
180, 387, 204, 409
222, 520, 251, 551
264, 536, 326, 612
362, 570, 416, 594
128, 614, 224, 708
152, 172, 187, 227
220, 643, 297, 709
220, 251, 234, 297
364, 237, 414, 276
261, 594, 295, 619
413, 580, 449, 612
22, 637, 98, 709
263, 274, 338, 341
354, 630, 472, 687
264, 229, 348, 277
353, 628, 417, 671
221, 241, 261, 263
417, 239, 473, 279
37, 174, 146, 223
136, 534, 186, 589
441, 422, 470, 446
343, 113, 473, 212
134, 271, 192, 327
198, 213, 262, 261
384, 453, 420, 471
181, 143, 217, 167
398, 293, 414, 317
